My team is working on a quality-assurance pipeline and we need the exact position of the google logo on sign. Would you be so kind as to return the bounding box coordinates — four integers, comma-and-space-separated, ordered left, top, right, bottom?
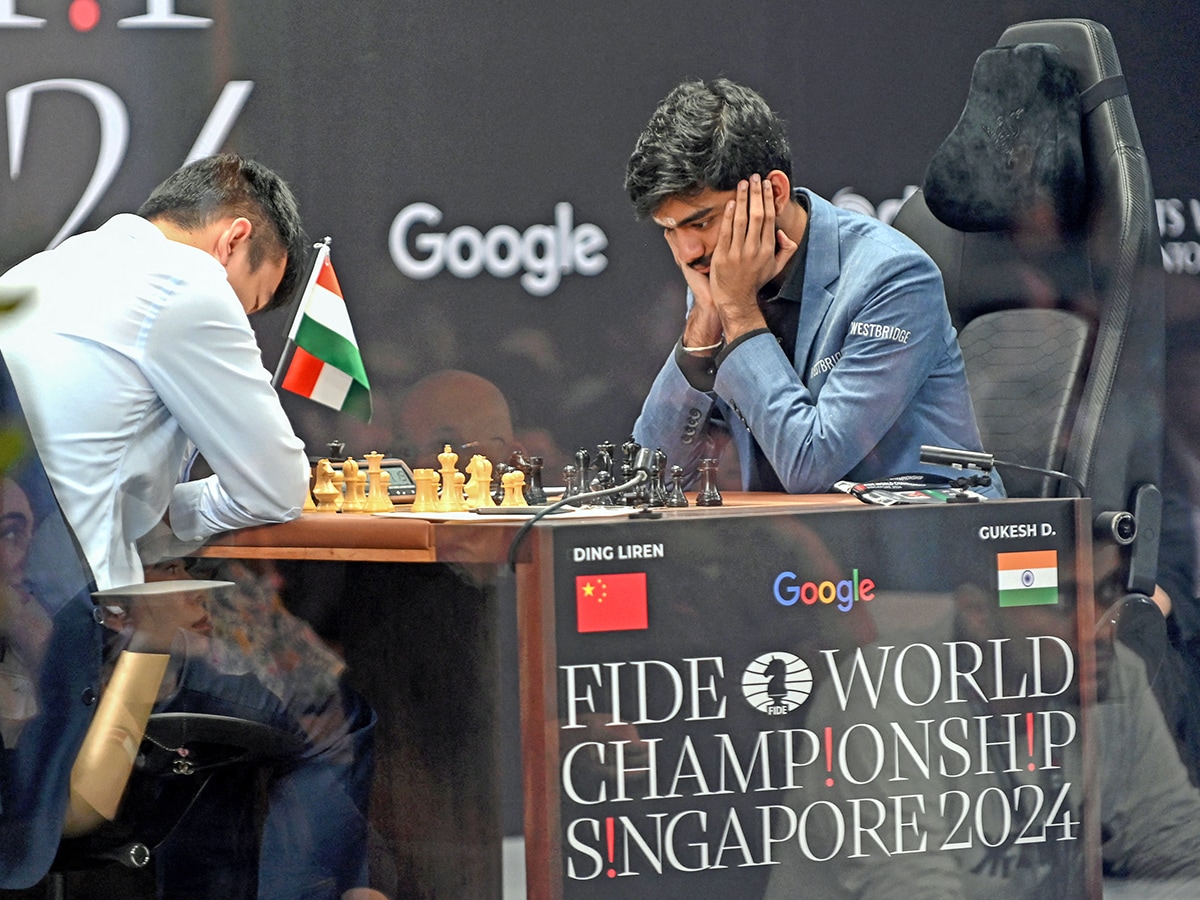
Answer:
772, 569, 875, 612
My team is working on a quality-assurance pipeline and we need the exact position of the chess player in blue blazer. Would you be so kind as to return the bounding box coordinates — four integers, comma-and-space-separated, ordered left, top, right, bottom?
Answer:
626, 78, 1002, 497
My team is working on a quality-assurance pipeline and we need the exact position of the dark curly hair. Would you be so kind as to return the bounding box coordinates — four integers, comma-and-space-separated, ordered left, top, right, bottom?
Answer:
625, 78, 793, 220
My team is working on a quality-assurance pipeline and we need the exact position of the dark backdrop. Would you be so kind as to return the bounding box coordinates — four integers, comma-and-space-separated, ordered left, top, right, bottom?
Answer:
1, 0, 1196, 473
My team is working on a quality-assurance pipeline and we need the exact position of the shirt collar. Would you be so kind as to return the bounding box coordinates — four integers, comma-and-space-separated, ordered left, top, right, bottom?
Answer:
761, 191, 810, 306
100, 212, 165, 240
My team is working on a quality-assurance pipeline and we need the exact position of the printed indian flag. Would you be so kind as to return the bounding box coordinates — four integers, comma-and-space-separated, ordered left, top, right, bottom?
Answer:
276, 241, 372, 421
996, 550, 1059, 607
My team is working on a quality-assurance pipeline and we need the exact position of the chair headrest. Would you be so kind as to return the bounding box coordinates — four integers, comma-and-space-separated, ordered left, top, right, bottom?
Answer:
923, 42, 1087, 235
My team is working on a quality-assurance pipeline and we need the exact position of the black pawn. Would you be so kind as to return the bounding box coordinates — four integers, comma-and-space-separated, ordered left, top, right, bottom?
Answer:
696, 458, 723, 507
562, 464, 579, 499
666, 465, 689, 508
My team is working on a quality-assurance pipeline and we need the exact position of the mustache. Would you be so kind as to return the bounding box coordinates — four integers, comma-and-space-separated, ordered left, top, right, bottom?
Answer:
688, 255, 712, 271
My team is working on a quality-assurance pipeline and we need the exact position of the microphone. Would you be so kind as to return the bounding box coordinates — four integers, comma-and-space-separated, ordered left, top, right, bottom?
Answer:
631, 447, 655, 481
919, 445, 1083, 497
919, 444, 995, 471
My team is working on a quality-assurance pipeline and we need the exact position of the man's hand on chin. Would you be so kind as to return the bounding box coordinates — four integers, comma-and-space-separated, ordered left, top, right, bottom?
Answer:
679, 253, 724, 353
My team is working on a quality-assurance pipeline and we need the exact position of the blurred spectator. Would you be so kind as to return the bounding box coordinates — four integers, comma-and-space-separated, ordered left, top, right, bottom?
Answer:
394, 369, 515, 470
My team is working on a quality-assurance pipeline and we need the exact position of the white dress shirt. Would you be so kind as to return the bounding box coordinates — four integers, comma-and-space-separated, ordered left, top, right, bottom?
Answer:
0, 214, 308, 589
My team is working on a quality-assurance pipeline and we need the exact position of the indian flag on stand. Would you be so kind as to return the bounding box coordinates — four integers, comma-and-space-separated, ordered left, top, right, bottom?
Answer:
275, 239, 372, 421
996, 550, 1059, 607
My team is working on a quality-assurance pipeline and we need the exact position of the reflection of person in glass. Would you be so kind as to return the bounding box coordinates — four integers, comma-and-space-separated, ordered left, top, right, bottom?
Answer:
104, 559, 212, 656
98, 554, 385, 900
764, 582, 1200, 899
0, 477, 51, 747
0, 154, 389, 896
395, 369, 514, 470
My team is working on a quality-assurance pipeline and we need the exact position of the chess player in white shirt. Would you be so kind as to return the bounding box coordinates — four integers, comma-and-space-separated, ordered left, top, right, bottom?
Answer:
0, 156, 386, 898
0, 153, 310, 591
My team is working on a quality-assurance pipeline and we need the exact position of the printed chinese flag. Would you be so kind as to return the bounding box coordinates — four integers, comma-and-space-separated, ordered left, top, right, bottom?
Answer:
576, 573, 649, 633
276, 241, 372, 421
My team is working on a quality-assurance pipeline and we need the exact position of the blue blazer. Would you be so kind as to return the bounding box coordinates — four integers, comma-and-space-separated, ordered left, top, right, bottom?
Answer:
633, 189, 1000, 496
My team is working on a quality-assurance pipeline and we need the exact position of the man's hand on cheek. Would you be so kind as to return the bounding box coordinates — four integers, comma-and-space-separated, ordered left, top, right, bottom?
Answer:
709, 175, 797, 340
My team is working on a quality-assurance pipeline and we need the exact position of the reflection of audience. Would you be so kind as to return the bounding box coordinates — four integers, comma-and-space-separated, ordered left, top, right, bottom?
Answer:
0, 477, 51, 748
290, 365, 574, 477
1150, 313, 1200, 785
284, 383, 402, 465
394, 369, 515, 470
1158, 317, 1200, 620
162, 557, 347, 710
764, 583, 1200, 899
98, 550, 385, 900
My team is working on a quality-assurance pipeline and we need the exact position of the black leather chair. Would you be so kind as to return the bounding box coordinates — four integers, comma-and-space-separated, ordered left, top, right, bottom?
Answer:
50, 684, 304, 882
892, 18, 1164, 604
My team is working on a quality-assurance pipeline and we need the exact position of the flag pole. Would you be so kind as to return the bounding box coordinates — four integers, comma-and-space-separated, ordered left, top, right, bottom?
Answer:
272, 236, 331, 387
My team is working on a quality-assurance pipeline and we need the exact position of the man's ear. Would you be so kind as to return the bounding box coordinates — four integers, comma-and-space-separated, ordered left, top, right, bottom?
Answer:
215, 217, 253, 265
766, 170, 792, 215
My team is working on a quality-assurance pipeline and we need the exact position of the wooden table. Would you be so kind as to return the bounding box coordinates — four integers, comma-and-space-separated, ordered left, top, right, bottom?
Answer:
188, 495, 858, 897
190, 494, 1098, 899
194, 492, 857, 563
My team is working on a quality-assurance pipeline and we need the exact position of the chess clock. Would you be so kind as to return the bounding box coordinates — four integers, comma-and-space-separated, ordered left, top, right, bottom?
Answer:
379, 457, 417, 502
311, 452, 417, 504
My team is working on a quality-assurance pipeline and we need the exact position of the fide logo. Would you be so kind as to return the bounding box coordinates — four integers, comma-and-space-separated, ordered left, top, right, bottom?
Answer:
741, 651, 813, 716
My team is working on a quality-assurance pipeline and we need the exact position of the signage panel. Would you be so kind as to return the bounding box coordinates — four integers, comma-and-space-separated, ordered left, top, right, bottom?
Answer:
530, 501, 1099, 898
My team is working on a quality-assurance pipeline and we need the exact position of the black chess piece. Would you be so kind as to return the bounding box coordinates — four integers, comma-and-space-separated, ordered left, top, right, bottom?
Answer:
526, 456, 547, 505
562, 464, 579, 499
574, 448, 591, 497
508, 449, 531, 476
696, 458, 723, 507
590, 471, 615, 505
492, 462, 509, 505
620, 437, 639, 469
620, 438, 640, 504
666, 465, 689, 508
648, 449, 668, 507
596, 441, 616, 482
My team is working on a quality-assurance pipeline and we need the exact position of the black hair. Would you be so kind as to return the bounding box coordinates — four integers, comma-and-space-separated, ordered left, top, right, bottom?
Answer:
625, 78, 793, 220
137, 154, 307, 312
